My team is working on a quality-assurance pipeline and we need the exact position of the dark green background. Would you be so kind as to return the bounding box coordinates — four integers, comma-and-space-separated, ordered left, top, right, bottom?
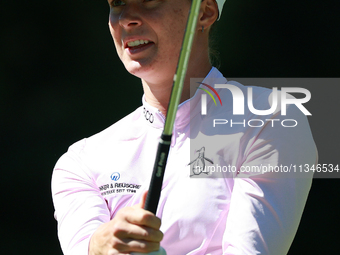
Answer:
1, 0, 339, 254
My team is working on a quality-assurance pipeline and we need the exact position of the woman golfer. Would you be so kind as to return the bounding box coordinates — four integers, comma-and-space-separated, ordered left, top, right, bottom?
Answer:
52, 0, 317, 254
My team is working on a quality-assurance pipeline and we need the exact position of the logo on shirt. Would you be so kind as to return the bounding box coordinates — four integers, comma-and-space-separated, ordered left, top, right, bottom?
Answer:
110, 172, 120, 181
99, 182, 142, 196
188, 147, 214, 176
98, 173, 142, 196
143, 107, 154, 123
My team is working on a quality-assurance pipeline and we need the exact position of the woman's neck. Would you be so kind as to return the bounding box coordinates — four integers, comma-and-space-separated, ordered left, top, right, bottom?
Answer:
142, 59, 212, 116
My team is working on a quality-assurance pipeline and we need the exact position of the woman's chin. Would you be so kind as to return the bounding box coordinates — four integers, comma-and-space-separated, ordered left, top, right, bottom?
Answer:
124, 61, 154, 80
124, 59, 175, 84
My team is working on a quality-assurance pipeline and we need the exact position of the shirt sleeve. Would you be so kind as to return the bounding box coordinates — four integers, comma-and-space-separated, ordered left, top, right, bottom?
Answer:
51, 139, 110, 255
222, 97, 318, 254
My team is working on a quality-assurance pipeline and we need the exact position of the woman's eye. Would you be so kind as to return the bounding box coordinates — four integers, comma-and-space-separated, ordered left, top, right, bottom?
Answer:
109, 0, 125, 7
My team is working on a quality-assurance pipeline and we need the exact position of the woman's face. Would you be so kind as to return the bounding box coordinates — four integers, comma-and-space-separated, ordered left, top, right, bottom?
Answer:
108, 0, 192, 84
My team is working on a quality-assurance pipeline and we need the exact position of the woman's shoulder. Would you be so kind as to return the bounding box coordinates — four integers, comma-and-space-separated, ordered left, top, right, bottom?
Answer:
90, 106, 146, 144
61, 106, 145, 158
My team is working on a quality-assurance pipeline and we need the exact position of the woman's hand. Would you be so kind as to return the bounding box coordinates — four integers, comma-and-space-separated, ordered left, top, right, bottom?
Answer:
89, 191, 164, 255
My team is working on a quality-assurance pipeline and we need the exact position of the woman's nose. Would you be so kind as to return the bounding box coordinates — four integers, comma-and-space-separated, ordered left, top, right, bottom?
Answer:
118, 4, 143, 29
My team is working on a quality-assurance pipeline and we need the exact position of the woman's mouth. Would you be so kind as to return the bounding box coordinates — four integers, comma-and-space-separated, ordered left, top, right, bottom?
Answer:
125, 39, 154, 54
127, 39, 150, 47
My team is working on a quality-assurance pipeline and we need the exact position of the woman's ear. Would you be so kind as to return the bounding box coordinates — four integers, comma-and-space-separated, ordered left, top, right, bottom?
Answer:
198, 0, 219, 31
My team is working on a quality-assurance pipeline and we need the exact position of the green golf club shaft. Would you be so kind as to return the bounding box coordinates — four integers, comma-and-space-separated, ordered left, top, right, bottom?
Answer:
144, 0, 201, 214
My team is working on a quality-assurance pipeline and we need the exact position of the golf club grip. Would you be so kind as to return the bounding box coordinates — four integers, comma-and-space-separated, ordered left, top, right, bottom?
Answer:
144, 134, 172, 214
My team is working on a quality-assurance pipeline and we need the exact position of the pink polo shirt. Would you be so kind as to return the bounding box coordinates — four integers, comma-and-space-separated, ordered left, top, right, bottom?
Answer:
52, 67, 317, 254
